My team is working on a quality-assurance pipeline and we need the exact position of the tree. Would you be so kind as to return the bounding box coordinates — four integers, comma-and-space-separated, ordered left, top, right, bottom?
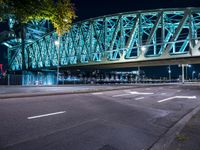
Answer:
0, 0, 76, 71
0, 0, 76, 35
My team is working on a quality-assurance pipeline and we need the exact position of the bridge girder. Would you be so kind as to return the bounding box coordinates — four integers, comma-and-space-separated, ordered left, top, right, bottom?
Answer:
9, 8, 200, 71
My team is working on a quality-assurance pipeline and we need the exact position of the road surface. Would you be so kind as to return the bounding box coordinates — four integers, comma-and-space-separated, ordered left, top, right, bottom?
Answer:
0, 85, 199, 150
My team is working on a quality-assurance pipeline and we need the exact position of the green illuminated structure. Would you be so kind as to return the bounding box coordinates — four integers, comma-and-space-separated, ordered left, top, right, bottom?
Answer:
7, 8, 200, 70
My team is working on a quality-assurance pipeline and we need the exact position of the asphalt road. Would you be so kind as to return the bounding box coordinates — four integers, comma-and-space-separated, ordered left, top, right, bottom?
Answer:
0, 85, 200, 150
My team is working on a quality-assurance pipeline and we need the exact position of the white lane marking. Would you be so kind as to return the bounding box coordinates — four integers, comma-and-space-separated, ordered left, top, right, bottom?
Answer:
112, 93, 132, 97
158, 96, 197, 103
135, 97, 144, 100
177, 90, 181, 92
92, 92, 103, 95
28, 111, 66, 120
130, 91, 154, 95
112, 91, 154, 97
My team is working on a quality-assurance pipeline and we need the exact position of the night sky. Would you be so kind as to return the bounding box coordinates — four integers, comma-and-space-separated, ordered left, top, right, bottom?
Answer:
71, 0, 200, 78
1, 0, 200, 77
72, 0, 200, 21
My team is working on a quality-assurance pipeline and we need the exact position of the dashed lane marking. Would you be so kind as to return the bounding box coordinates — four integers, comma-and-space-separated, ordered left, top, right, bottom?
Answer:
135, 97, 144, 100
28, 111, 66, 120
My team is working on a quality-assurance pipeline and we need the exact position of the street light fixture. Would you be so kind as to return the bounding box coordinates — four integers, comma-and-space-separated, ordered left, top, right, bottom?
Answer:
141, 46, 146, 52
63, 19, 68, 22
55, 40, 59, 46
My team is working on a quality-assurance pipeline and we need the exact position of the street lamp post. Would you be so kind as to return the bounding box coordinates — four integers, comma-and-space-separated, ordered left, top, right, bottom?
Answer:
55, 38, 60, 85
168, 65, 171, 82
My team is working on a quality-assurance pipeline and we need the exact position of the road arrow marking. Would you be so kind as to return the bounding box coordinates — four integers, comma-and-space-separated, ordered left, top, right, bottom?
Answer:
112, 91, 154, 97
158, 96, 197, 103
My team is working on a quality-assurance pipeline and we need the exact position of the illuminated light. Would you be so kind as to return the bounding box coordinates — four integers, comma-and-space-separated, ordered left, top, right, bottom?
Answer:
63, 19, 68, 22
55, 40, 59, 46
187, 64, 192, 68
141, 46, 146, 52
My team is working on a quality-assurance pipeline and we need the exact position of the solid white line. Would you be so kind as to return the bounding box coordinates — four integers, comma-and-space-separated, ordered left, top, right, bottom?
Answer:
135, 97, 144, 100
158, 96, 196, 103
92, 92, 103, 95
28, 111, 66, 120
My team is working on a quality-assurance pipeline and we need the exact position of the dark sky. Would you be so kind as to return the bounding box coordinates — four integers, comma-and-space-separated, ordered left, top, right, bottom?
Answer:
1, 0, 200, 75
71, 0, 200, 78
72, 0, 200, 21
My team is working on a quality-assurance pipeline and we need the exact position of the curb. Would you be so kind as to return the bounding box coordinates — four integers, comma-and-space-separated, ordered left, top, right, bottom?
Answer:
148, 104, 200, 150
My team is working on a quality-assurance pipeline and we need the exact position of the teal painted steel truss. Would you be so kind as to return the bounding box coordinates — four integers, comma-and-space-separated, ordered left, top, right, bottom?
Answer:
9, 8, 200, 70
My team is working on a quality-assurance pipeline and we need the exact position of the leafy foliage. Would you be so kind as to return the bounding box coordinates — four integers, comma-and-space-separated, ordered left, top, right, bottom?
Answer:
0, 0, 76, 35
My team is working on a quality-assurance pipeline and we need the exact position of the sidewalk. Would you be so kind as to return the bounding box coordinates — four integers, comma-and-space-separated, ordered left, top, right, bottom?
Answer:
0, 84, 174, 99
0, 85, 131, 99
168, 110, 200, 150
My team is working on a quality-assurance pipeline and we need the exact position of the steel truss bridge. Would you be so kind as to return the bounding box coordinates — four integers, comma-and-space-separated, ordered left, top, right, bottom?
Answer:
7, 8, 200, 71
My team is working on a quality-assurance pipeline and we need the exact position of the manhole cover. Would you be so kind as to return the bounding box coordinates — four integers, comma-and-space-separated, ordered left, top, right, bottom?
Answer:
98, 144, 119, 150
